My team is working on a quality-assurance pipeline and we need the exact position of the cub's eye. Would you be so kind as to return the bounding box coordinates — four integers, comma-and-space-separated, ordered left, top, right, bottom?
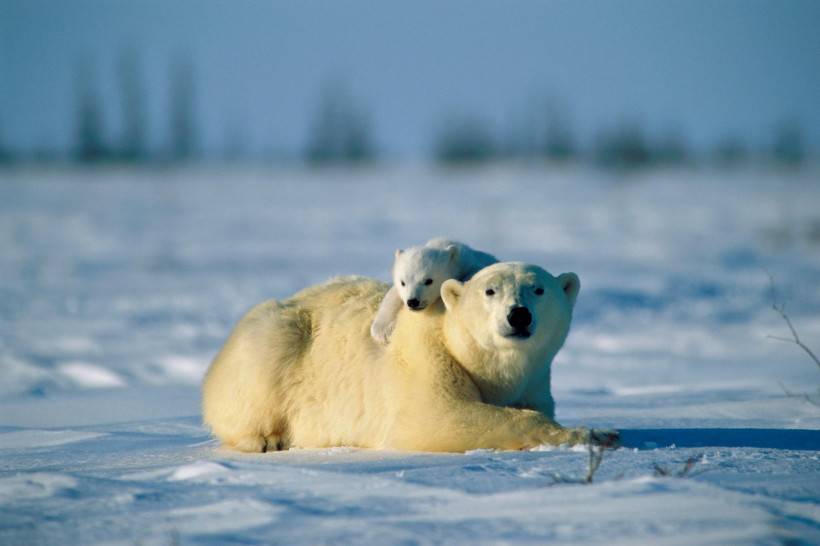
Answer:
400, 280, 406, 287
424, 278, 433, 286
485, 288, 495, 296
534, 287, 544, 296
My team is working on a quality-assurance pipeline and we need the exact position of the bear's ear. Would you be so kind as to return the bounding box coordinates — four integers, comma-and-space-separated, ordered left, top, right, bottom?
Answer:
441, 279, 464, 311
394, 249, 403, 260
446, 245, 460, 263
558, 272, 580, 307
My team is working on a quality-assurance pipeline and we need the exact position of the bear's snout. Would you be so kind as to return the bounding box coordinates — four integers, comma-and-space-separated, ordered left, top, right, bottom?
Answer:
507, 307, 532, 330
407, 298, 422, 310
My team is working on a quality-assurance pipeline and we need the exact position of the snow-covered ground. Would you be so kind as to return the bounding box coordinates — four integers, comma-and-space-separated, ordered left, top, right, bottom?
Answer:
1, 164, 819, 545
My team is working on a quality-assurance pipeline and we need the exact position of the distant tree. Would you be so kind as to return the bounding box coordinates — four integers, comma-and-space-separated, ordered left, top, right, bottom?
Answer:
653, 128, 690, 165
502, 98, 538, 159
433, 114, 495, 165
772, 120, 805, 167
713, 135, 747, 166
305, 82, 375, 165
543, 122, 576, 162
593, 122, 652, 169
74, 58, 108, 162
168, 57, 197, 161
540, 101, 576, 162
504, 97, 576, 162
31, 144, 58, 164
222, 116, 249, 161
0, 114, 10, 164
118, 48, 147, 162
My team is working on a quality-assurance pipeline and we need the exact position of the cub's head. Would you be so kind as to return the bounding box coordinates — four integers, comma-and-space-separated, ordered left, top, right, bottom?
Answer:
441, 262, 581, 362
393, 244, 460, 311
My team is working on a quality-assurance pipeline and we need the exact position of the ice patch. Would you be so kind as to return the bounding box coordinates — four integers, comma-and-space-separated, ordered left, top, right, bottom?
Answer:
0, 429, 105, 449
168, 461, 229, 481
0, 473, 78, 502
58, 361, 126, 388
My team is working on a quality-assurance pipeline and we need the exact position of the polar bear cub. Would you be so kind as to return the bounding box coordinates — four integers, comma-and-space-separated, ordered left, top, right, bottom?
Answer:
370, 238, 498, 344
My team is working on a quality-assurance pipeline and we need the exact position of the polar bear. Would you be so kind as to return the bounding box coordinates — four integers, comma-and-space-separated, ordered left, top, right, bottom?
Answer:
370, 238, 498, 344
202, 262, 618, 452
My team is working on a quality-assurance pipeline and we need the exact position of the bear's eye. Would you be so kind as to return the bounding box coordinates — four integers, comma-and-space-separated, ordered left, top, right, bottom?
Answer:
485, 288, 495, 296
400, 280, 405, 287
424, 279, 433, 286
534, 287, 544, 296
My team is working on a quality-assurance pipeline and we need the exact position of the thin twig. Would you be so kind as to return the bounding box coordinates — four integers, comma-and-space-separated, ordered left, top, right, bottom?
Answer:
767, 272, 820, 370
653, 456, 703, 478
585, 442, 605, 484
766, 272, 820, 407
677, 456, 698, 477
778, 380, 820, 407
549, 434, 607, 485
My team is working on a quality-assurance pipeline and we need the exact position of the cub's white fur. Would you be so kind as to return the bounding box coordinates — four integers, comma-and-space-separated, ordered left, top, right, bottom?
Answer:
370, 238, 498, 344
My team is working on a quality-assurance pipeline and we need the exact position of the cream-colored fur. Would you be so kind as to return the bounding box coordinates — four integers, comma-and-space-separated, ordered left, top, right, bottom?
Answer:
202, 264, 617, 453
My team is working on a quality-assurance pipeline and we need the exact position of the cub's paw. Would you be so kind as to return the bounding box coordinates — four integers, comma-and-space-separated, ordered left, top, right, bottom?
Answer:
370, 320, 395, 345
589, 429, 620, 449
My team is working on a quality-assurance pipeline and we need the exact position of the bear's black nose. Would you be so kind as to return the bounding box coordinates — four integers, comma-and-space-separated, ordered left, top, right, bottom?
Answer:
507, 307, 532, 330
407, 298, 421, 309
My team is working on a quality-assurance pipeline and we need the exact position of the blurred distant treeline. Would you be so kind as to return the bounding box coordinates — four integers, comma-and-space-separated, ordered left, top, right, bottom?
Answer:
434, 109, 807, 170
0, 53, 810, 170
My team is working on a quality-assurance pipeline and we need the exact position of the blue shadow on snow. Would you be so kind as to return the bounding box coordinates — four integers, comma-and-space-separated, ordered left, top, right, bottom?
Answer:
619, 428, 820, 451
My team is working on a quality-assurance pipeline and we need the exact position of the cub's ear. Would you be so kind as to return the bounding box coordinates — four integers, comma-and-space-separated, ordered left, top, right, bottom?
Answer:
558, 272, 580, 307
394, 249, 403, 260
446, 244, 460, 263
440, 279, 464, 311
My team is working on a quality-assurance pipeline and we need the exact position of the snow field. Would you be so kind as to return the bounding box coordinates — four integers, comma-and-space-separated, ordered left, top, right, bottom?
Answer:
1, 165, 818, 544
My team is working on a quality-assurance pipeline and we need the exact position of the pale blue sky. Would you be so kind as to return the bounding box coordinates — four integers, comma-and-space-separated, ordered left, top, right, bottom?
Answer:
2, 0, 818, 158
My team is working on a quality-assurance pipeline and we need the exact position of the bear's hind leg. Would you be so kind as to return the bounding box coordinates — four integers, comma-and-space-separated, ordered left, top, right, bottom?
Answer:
221, 432, 288, 453
225, 435, 267, 453
263, 434, 286, 452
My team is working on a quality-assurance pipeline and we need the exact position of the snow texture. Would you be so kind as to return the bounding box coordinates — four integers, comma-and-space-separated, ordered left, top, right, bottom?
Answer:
1, 165, 819, 545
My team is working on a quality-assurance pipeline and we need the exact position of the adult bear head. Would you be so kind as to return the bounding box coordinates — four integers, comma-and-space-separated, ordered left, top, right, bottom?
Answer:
440, 262, 580, 409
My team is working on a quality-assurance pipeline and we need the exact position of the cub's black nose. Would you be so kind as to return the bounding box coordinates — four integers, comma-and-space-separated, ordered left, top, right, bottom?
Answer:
407, 298, 421, 309
507, 307, 532, 329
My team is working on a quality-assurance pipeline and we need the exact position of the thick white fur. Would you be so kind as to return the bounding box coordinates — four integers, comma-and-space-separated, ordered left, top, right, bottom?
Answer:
370, 238, 498, 343
202, 263, 614, 453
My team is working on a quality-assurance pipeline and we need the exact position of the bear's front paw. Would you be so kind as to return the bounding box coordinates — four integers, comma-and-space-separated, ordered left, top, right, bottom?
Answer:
370, 320, 395, 345
589, 428, 620, 449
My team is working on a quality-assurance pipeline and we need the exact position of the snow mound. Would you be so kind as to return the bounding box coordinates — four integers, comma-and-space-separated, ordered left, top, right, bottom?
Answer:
168, 461, 230, 481
58, 361, 126, 388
